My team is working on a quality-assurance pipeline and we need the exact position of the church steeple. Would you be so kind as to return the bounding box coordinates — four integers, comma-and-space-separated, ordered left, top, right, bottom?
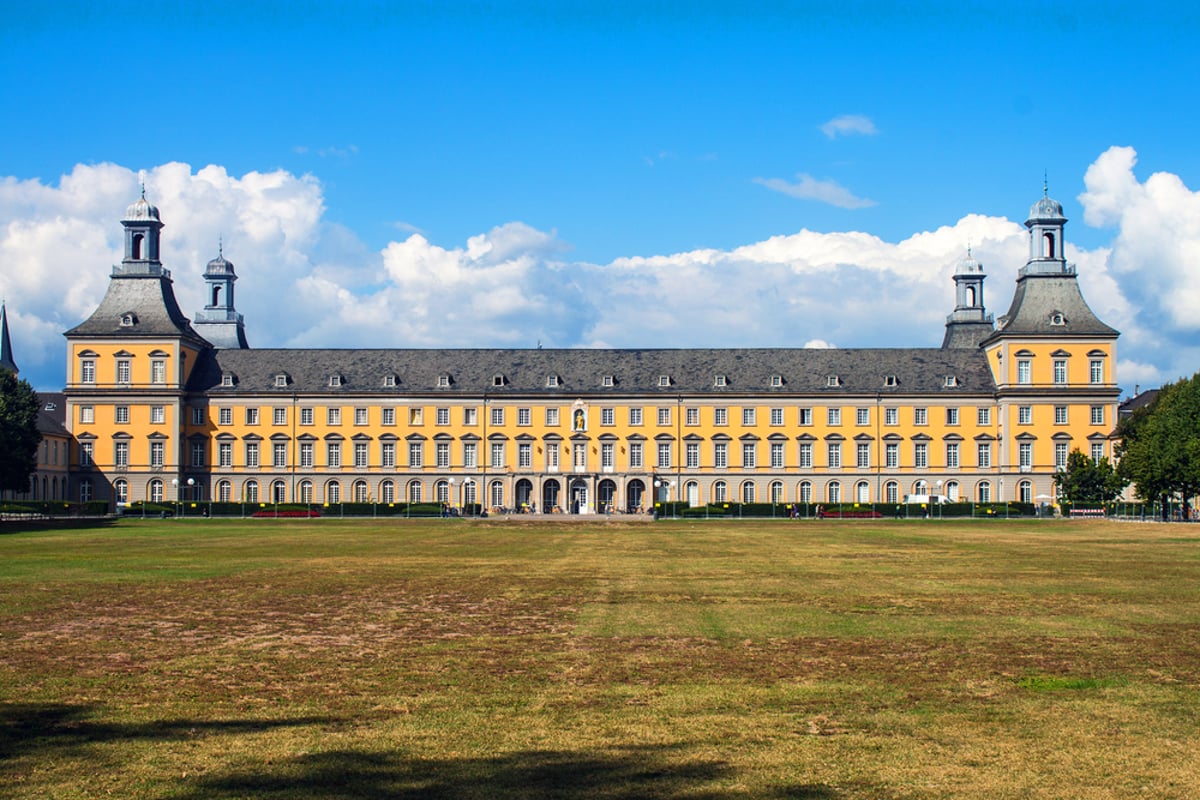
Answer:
941, 246, 994, 349
0, 302, 17, 374
193, 242, 250, 349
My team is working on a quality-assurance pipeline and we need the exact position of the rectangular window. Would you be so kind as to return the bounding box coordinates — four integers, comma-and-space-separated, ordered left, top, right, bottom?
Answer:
714, 407, 728, 426
827, 443, 841, 468
856, 408, 870, 426
657, 443, 672, 468
436, 442, 450, 468
629, 442, 643, 468
1090, 360, 1104, 384
856, 443, 870, 468
491, 442, 505, 467
1090, 406, 1104, 425
686, 442, 700, 468
246, 407, 259, 425
355, 408, 368, 426
658, 407, 671, 426
686, 407, 700, 426
273, 407, 287, 426
115, 406, 130, 424
324, 442, 339, 468
714, 442, 727, 469
1055, 406, 1068, 424
913, 408, 927, 425
1019, 442, 1033, 468
117, 359, 131, 385
380, 407, 394, 426
433, 407, 448, 426
300, 442, 314, 468
914, 442, 928, 469
1054, 359, 1067, 385
151, 441, 165, 468
1018, 359, 1032, 385
1091, 443, 1105, 462
742, 443, 756, 468
1055, 442, 1069, 470
354, 442, 368, 468
151, 359, 166, 384
977, 443, 991, 468
219, 442, 233, 468
245, 442, 259, 468
190, 406, 204, 426
327, 408, 341, 425
464, 407, 478, 425
798, 407, 813, 426
574, 443, 588, 469
409, 408, 423, 425
799, 443, 813, 468
946, 407, 959, 425
491, 407, 504, 426
518, 407, 532, 426
742, 408, 756, 426
602, 443, 615, 469
297, 407, 312, 426
771, 442, 785, 468
946, 443, 960, 468
826, 408, 841, 426
884, 407, 898, 426
408, 442, 423, 467
114, 441, 129, 468
519, 443, 534, 468
190, 441, 204, 467
276, 443, 290, 467
81, 360, 96, 384
769, 408, 783, 426
629, 407, 643, 426
886, 443, 899, 468
1018, 406, 1032, 425
150, 406, 165, 424
977, 407, 991, 426
546, 408, 560, 426
462, 442, 476, 468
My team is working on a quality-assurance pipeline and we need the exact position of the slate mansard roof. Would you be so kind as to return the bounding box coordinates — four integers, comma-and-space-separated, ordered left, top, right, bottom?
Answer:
189, 347, 998, 397
985, 271, 1119, 342
65, 272, 208, 345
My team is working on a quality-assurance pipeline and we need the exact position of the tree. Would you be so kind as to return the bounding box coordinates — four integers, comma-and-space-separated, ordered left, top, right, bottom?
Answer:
1054, 449, 1125, 506
0, 367, 41, 494
1116, 373, 1200, 520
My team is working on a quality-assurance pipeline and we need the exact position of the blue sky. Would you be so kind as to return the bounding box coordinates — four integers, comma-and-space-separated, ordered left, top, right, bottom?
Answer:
2, 1, 1199, 392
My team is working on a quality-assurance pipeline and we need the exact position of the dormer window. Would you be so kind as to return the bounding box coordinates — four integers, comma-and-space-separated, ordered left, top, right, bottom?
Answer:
944, 375, 958, 388
546, 374, 560, 388
328, 374, 342, 388
273, 373, 288, 388
826, 375, 840, 387
441, 374, 454, 388
884, 375, 898, 387
383, 374, 397, 388
119, 312, 137, 327
490, 374, 504, 387
714, 375, 727, 387
770, 375, 783, 388
601, 375, 614, 387
658, 375, 671, 387
1050, 312, 1066, 326
222, 373, 236, 388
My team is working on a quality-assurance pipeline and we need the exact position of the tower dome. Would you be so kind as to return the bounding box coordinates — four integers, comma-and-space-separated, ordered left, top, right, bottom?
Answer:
204, 252, 236, 278
955, 247, 984, 275
124, 192, 161, 222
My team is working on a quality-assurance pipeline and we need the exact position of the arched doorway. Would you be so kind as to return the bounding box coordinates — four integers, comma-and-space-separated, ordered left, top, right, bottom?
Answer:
597, 479, 616, 514
542, 479, 561, 513
626, 479, 645, 513
515, 478, 533, 510
570, 478, 589, 514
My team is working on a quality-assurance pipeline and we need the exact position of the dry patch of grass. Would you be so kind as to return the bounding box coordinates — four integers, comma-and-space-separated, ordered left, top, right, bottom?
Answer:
2, 518, 1199, 798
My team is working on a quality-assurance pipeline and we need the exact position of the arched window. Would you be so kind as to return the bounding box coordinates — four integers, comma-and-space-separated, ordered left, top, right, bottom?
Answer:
856, 481, 870, 503
686, 480, 700, 507
977, 481, 991, 503
1043, 231, 1056, 259
741, 481, 755, 504
353, 480, 369, 503
272, 480, 287, 503
114, 479, 128, 504
298, 480, 313, 504
324, 481, 340, 504
408, 480, 422, 503
217, 480, 231, 502
967, 286, 977, 306
80, 479, 93, 503
211, 285, 222, 307
769, 480, 784, 504
244, 480, 259, 503
463, 480, 477, 505
713, 481, 727, 503
435, 480, 450, 504
945, 480, 960, 501
885, 481, 899, 504
1019, 480, 1033, 504
149, 479, 163, 503
799, 481, 813, 503
913, 480, 929, 496
131, 233, 144, 260
827, 481, 841, 504
489, 480, 504, 508
380, 480, 395, 504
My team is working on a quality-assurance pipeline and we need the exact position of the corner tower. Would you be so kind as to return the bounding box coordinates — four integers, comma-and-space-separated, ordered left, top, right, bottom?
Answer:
941, 247, 994, 349
194, 244, 249, 349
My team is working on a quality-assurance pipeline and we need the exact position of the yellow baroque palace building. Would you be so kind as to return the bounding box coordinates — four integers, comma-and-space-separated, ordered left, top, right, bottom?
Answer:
60, 189, 1119, 513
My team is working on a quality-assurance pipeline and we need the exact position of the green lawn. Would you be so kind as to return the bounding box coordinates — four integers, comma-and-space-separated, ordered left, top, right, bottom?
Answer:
2, 517, 1198, 799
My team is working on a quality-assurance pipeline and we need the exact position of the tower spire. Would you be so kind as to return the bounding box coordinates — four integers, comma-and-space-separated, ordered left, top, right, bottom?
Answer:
0, 301, 17, 374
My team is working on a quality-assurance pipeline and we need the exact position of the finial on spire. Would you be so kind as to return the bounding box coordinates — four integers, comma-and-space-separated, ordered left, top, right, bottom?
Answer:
218, 235, 223, 258
1043, 170, 1049, 198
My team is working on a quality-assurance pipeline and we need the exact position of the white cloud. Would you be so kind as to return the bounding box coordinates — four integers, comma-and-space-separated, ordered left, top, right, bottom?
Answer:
2, 152, 1194, 396
820, 114, 879, 139
753, 173, 877, 209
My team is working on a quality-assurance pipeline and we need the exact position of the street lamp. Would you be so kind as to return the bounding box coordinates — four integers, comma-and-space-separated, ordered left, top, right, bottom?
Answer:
187, 477, 195, 517
448, 478, 456, 517
171, 478, 179, 518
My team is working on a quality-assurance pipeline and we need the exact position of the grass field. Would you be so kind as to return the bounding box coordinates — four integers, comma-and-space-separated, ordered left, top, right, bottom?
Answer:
1, 516, 1198, 799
